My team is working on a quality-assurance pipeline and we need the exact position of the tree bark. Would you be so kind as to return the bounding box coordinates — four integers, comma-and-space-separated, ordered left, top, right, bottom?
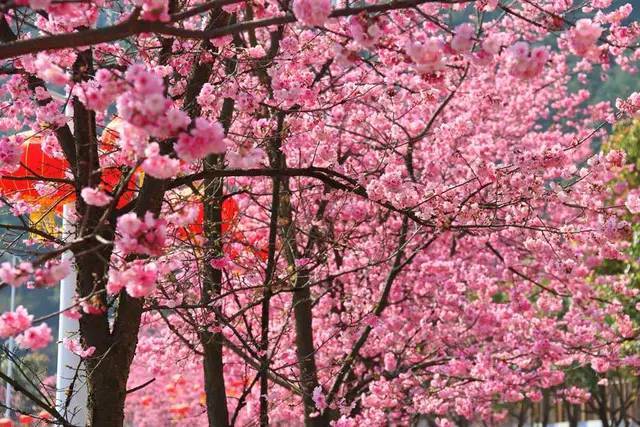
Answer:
202, 147, 231, 427
69, 46, 138, 427
268, 113, 328, 426
71, 45, 169, 425
197, 16, 234, 420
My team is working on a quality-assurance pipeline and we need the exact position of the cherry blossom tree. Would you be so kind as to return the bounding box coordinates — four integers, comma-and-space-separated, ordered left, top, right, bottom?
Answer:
0, 0, 640, 426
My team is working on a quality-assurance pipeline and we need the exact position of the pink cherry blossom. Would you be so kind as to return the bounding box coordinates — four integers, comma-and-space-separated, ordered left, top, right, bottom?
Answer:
292, 0, 331, 27
174, 118, 226, 162
348, 15, 381, 47
406, 38, 446, 73
451, 23, 475, 53
136, 0, 170, 22
34, 259, 71, 287
506, 42, 549, 79
81, 187, 113, 207
569, 19, 603, 57
616, 92, 640, 116
125, 262, 159, 298
626, 191, 640, 213
0, 136, 23, 174
34, 53, 70, 85
312, 386, 327, 412
383, 353, 397, 371
141, 143, 180, 179
16, 323, 52, 350
0, 261, 33, 287
116, 212, 167, 256
0, 306, 33, 338
107, 260, 159, 298
63, 337, 96, 358
226, 146, 265, 169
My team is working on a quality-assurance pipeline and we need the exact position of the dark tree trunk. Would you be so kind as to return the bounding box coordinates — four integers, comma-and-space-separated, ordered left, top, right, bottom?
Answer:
202, 147, 231, 427
198, 40, 234, 425
598, 385, 611, 427
273, 146, 328, 425
292, 269, 330, 427
564, 401, 579, 427
81, 295, 143, 427
517, 400, 529, 427
70, 46, 140, 427
542, 390, 551, 427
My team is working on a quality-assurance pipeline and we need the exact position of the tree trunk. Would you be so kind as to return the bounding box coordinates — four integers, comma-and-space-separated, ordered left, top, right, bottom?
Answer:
200, 74, 234, 427
517, 400, 529, 427
70, 46, 143, 427
201, 330, 230, 427
81, 296, 143, 427
273, 145, 328, 425
564, 401, 579, 427
201, 149, 231, 427
598, 385, 611, 427
542, 390, 550, 427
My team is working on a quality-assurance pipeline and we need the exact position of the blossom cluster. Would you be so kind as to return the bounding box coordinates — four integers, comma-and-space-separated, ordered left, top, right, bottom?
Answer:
174, 117, 227, 162
569, 18, 603, 58
506, 42, 550, 79
292, 0, 331, 27
116, 64, 190, 139
0, 136, 23, 174
107, 260, 159, 298
0, 306, 52, 351
116, 212, 167, 257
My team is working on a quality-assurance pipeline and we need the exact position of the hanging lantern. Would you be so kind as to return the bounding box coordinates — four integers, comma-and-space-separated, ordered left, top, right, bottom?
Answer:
0, 131, 73, 205
188, 197, 240, 236
0, 131, 72, 238
186, 197, 268, 261
174, 193, 262, 259
0, 127, 140, 239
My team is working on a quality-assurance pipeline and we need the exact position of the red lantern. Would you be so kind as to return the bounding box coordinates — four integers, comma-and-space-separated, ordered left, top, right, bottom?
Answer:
0, 418, 13, 427
188, 197, 240, 235
101, 165, 141, 209
0, 129, 139, 211
0, 131, 72, 207
36, 410, 52, 421
177, 196, 263, 260
17, 414, 34, 425
187, 198, 269, 261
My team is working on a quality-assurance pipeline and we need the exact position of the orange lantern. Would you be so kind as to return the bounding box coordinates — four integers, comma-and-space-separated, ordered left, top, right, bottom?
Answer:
169, 403, 190, 420
101, 165, 141, 209
36, 410, 52, 422
176, 196, 266, 261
